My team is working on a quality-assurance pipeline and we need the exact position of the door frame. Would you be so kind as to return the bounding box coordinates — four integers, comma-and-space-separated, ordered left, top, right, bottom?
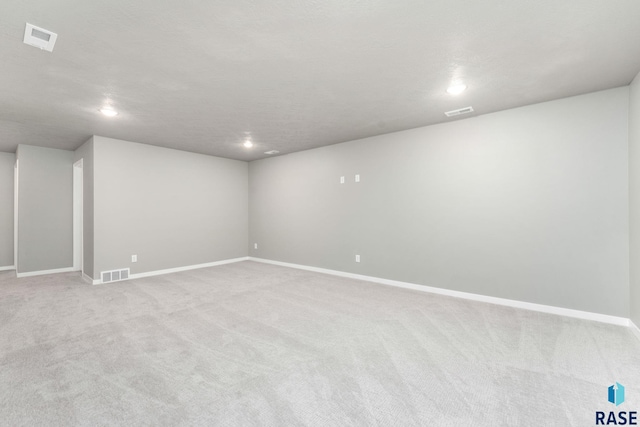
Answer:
14, 159, 19, 273
73, 159, 83, 274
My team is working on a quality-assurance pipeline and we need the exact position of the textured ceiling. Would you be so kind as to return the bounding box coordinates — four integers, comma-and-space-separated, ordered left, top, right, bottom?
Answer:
1, 0, 640, 161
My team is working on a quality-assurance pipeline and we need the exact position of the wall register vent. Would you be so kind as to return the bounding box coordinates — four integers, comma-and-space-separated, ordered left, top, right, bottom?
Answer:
444, 106, 474, 117
101, 268, 130, 284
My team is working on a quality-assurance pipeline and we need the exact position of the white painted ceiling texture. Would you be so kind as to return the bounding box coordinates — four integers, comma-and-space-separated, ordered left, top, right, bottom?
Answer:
1, 0, 639, 161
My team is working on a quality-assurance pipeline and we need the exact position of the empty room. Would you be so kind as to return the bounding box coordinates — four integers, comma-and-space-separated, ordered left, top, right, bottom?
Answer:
1, 1, 640, 425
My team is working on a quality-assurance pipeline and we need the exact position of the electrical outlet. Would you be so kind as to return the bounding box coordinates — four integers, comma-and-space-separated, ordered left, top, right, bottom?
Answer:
355, 254, 360, 263
131, 254, 137, 263
340, 176, 345, 184
254, 243, 258, 250
355, 174, 360, 182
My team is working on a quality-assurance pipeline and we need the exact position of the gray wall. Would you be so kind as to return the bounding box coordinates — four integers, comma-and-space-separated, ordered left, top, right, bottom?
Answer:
74, 137, 94, 278
630, 71, 640, 327
0, 152, 15, 268
250, 87, 630, 317
93, 136, 248, 278
17, 145, 74, 273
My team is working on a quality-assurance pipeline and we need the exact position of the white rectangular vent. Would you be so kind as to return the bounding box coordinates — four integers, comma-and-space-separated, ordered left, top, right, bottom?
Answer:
264, 150, 280, 155
23, 23, 58, 52
101, 268, 130, 284
444, 106, 474, 117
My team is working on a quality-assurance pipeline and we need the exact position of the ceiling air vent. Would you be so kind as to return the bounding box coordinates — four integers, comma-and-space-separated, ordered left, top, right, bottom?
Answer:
444, 106, 474, 118
23, 23, 58, 52
264, 150, 280, 155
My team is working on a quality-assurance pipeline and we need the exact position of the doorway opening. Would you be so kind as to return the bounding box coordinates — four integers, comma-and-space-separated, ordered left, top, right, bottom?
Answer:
73, 159, 83, 274
14, 159, 19, 273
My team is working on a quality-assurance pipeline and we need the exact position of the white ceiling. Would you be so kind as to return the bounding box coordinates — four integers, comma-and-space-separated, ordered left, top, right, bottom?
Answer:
1, 0, 639, 161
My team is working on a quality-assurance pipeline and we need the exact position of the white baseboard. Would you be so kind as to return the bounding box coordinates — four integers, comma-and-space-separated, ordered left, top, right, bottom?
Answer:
249, 257, 630, 327
82, 273, 94, 285
16, 266, 75, 278
91, 257, 250, 285
631, 320, 640, 343
0, 265, 15, 272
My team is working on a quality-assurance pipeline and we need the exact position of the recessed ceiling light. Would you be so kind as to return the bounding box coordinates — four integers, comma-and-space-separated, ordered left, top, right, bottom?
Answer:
446, 84, 467, 95
243, 140, 253, 148
99, 106, 118, 117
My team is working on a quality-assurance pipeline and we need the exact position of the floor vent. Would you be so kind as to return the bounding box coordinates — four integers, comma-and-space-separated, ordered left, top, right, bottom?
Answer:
444, 106, 474, 117
101, 268, 130, 284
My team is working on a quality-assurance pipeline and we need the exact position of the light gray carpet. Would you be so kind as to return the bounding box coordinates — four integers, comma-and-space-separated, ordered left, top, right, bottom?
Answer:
1, 261, 639, 426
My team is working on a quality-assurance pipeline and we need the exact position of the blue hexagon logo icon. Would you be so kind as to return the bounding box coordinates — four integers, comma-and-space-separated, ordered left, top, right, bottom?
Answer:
608, 382, 625, 406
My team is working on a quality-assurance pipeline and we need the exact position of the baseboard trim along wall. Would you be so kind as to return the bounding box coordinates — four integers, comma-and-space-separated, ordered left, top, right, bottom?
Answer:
249, 257, 630, 327
16, 266, 75, 278
631, 321, 640, 343
0, 265, 15, 272
90, 257, 250, 285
